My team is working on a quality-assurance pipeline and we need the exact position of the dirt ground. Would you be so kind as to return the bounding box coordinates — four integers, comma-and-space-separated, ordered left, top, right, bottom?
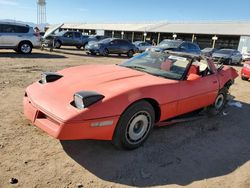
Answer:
0, 47, 250, 188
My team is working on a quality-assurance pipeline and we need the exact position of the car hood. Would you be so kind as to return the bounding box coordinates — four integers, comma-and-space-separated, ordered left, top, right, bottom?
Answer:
43, 23, 64, 39
26, 64, 174, 122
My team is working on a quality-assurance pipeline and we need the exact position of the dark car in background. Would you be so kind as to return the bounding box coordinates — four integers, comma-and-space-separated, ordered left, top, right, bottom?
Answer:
148, 39, 201, 55
85, 35, 108, 48
212, 49, 242, 65
201, 48, 217, 57
86, 38, 137, 57
53, 31, 89, 49
133, 41, 152, 52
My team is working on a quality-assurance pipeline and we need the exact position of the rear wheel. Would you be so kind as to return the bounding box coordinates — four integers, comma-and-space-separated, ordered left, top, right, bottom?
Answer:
112, 101, 155, 150
76, 45, 82, 49
127, 50, 134, 58
207, 88, 228, 116
18, 42, 32, 54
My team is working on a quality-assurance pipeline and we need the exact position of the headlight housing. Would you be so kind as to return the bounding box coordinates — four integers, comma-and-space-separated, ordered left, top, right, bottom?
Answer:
40, 72, 63, 84
73, 91, 104, 109
94, 44, 99, 48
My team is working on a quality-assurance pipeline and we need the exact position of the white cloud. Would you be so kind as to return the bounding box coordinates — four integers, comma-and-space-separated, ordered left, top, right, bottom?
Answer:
0, 0, 19, 6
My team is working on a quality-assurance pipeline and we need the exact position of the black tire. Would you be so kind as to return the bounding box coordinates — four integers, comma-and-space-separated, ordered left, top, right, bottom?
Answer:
76, 45, 82, 49
127, 50, 134, 58
207, 87, 228, 116
83, 43, 88, 50
54, 40, 61, 49
238, 59, 242, 65
103, 48, 109, 56
242, 76, 248, 81
90, 52, 96, 56
18, 42, 32, 54
112, 101, 155, 150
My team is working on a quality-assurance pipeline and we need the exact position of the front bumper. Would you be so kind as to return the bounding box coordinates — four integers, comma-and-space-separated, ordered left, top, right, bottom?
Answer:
23, 96, 119, 140
212, 57, 230, 64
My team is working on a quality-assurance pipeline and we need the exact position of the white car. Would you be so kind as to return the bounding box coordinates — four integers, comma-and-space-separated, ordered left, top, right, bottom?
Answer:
242, 51, 250, 61
0, 21, 41, 54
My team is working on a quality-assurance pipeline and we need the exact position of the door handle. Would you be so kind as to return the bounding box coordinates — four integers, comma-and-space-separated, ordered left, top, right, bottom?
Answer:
213, 80, 218, 84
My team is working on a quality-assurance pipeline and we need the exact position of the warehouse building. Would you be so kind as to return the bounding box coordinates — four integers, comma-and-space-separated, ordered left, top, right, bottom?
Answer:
61, 22, 250, 53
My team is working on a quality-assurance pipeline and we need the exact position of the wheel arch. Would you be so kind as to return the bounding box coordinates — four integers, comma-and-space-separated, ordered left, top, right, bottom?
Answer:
122, 98, 161, 123
18, 40, 33, 48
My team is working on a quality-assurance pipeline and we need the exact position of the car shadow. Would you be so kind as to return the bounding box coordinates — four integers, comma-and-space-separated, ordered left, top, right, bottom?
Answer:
61, 100, 250, 187
0, 51, 66, 59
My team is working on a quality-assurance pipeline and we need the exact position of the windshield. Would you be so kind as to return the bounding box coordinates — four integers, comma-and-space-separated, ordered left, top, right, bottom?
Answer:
159, 40, 182, 48
99, 38, 112, 44
216, 49, 234, 54
120, 51, 191, 80
56, 31, 67, 36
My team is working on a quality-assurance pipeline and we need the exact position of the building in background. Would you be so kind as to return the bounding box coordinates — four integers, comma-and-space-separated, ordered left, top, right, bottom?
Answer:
59, 21, 250, 52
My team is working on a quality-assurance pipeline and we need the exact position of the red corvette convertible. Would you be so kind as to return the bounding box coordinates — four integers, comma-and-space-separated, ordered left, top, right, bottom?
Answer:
24, 51, 238, 149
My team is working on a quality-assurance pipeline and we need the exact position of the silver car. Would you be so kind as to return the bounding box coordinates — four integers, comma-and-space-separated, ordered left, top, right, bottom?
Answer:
212, 49, 242, 65
0, 22, 41, 54
133, 41, 152, 53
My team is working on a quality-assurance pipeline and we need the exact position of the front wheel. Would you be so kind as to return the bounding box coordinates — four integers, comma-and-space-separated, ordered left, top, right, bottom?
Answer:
228, 59, 232, 65
207, 88, 228, 116
54, 40, 61, 49
102, 48, 109, 56
112, 101, 155, 150
242, 76, 248, 81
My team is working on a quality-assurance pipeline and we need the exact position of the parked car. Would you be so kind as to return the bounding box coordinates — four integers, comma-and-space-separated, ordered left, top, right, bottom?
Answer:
212, 49, 242, 65
86, 38, 137, 57
53, 31, 89, 49
241, 61, 250, 81
0, 21, 41, 54
201, 48, 217, 57
133, 41, 152, 52
24, 51, 238, 149
148, 39, 201, 54
242, 51, 250, 61
87, 35, 108, 43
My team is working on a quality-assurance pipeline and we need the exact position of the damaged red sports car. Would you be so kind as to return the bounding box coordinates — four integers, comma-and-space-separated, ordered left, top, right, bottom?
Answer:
24, 51, 238, 149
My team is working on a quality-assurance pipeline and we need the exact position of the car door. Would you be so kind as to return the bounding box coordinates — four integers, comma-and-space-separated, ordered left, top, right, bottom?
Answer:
74, 32, 81, 45
0, 23, 3, 46
107, 39, 119, 53
177, 59, 219, 115
63, 32, 74, 45
0, 24, 20, 47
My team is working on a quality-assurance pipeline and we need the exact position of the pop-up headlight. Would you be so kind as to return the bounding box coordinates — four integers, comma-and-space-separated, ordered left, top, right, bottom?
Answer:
73, 91, 104, 109
40, 72, 63, 84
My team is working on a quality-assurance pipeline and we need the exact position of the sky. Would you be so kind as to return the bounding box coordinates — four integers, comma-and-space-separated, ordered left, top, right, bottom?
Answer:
1, 0, 250, 24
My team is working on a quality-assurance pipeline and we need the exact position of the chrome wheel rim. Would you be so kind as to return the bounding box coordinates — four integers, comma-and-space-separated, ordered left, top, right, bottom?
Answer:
21, 44, 31, 53
215, 94, 224, 110
126, 111, 151, 144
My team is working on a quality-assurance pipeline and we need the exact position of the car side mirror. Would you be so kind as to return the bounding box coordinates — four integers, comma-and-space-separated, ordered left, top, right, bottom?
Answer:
187, 73, 200, 81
